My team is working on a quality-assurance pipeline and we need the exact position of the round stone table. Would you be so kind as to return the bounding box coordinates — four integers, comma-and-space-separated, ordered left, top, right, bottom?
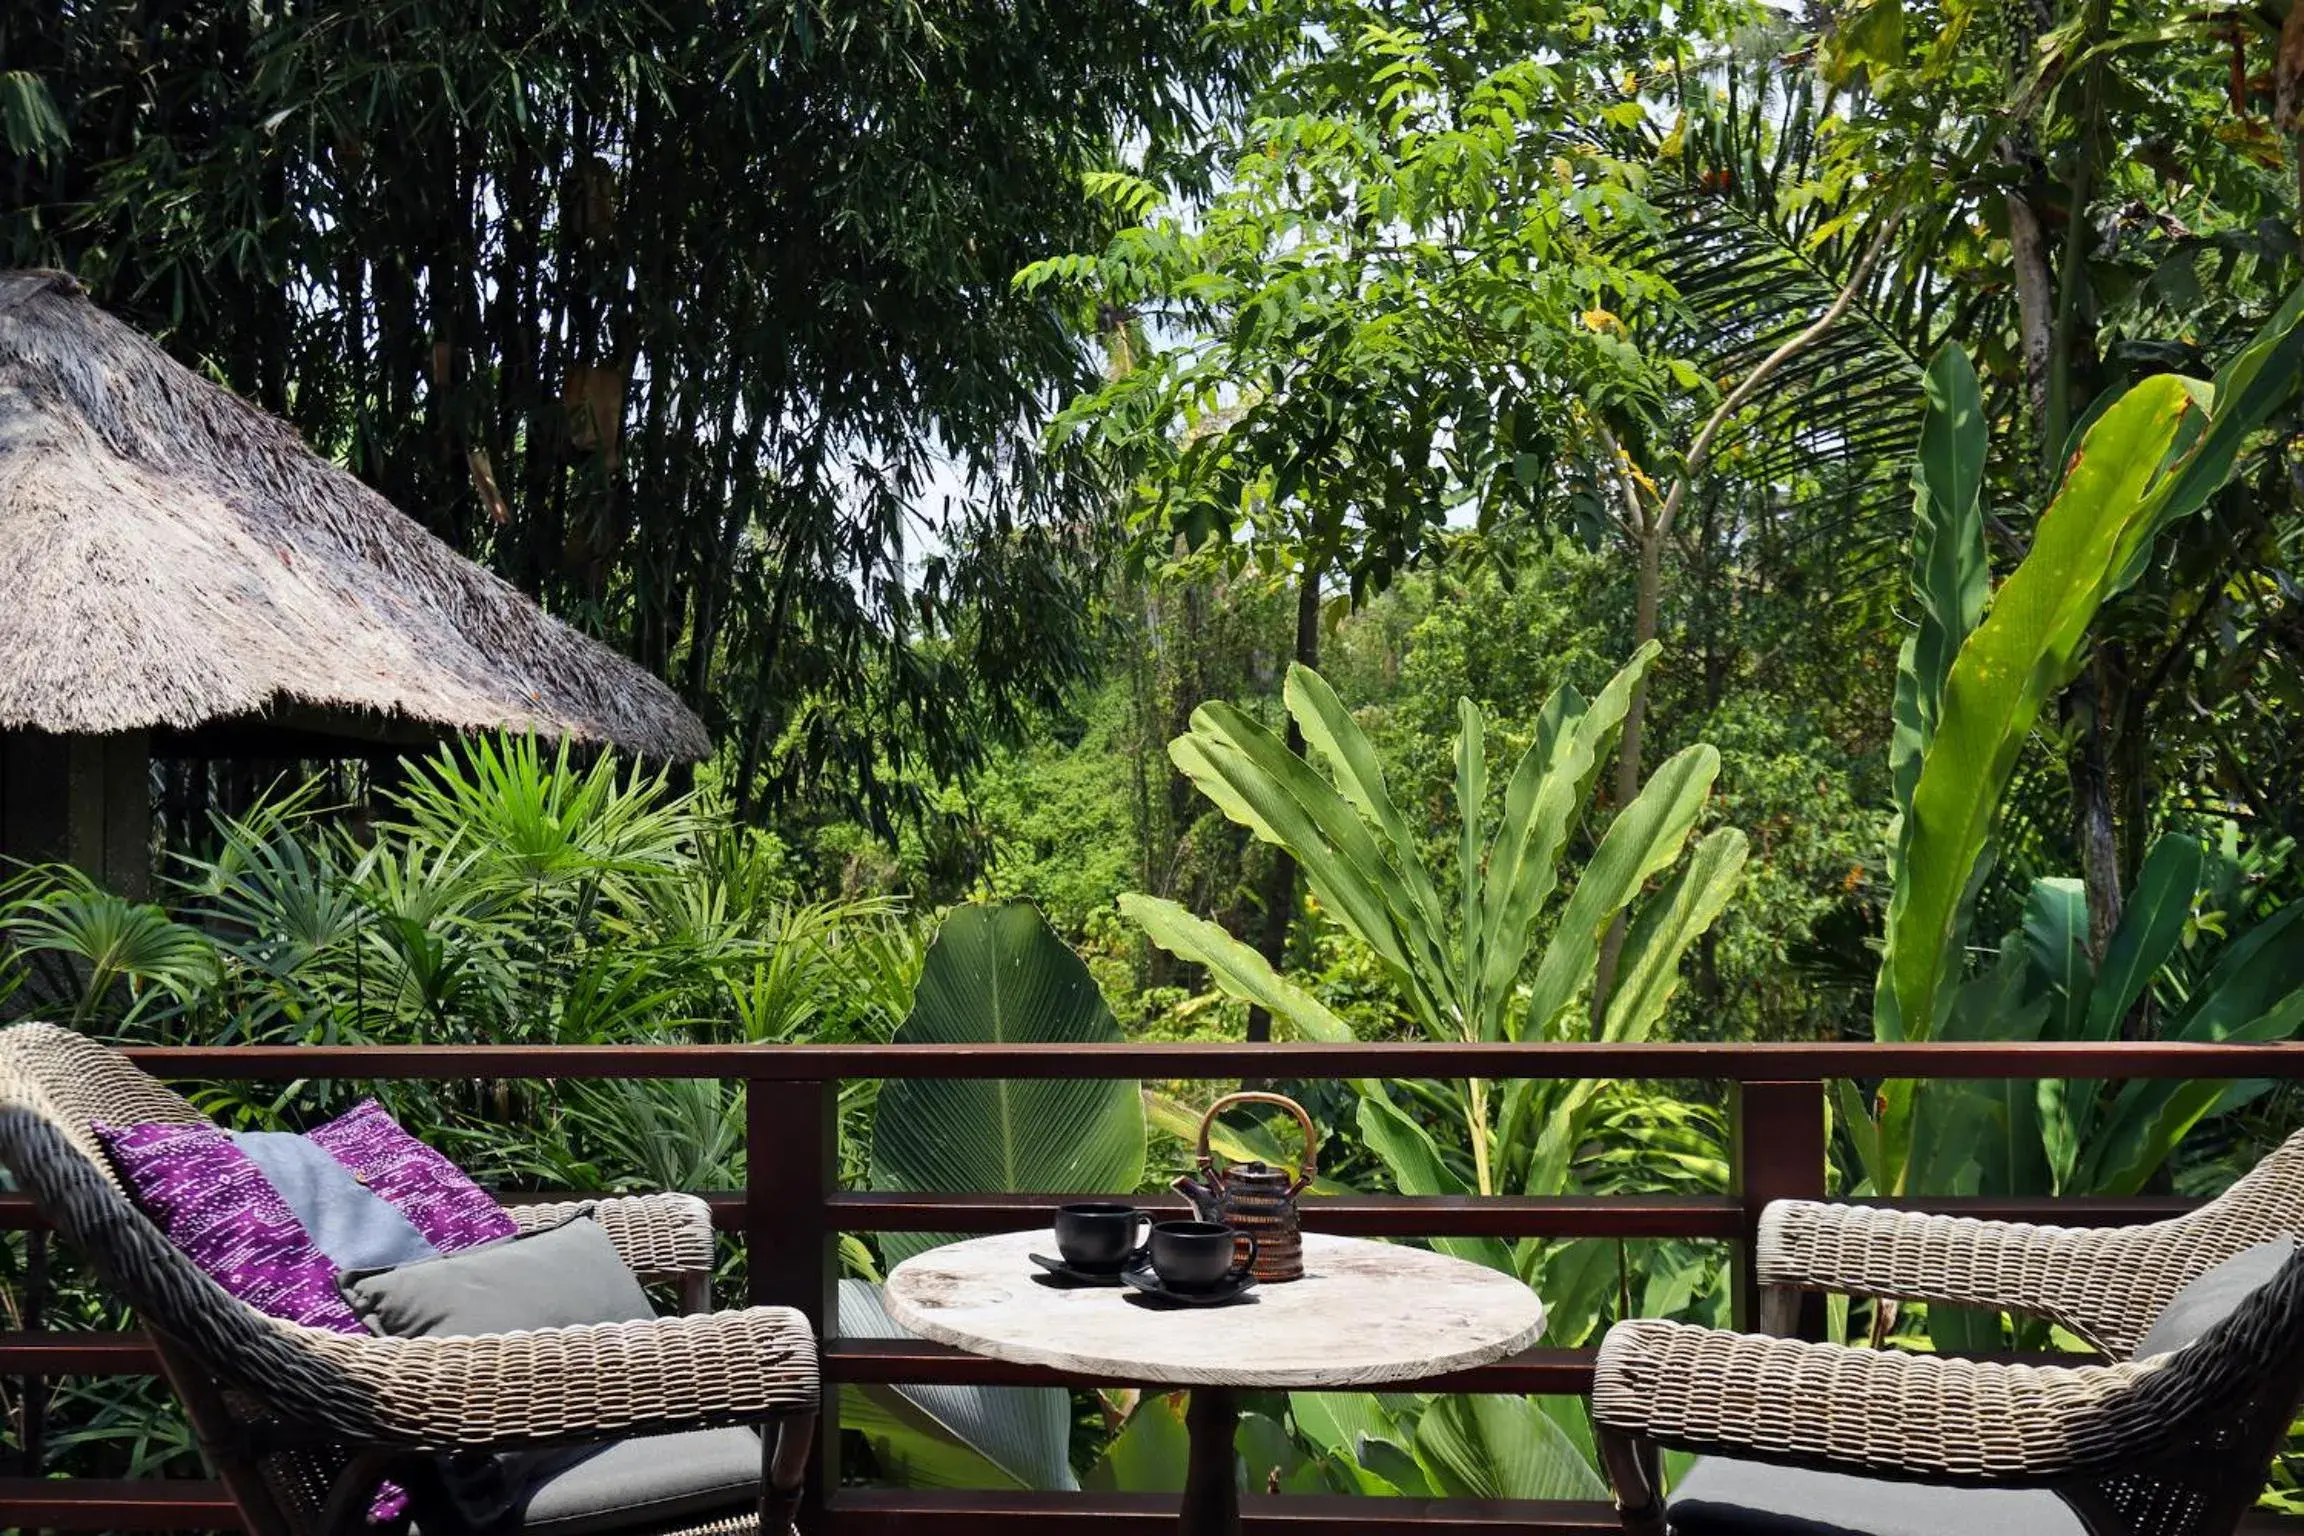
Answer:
884, 1229, 1546, 1536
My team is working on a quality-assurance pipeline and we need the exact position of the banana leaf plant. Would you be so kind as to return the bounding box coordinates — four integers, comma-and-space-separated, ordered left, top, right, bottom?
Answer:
848, 901, 1148, 1490
1859, 288, 2304, 1216
1120, 653, 1747, 1288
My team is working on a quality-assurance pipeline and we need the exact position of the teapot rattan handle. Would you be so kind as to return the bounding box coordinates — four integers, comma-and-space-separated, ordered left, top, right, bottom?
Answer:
1196, 1090, 1319, 1190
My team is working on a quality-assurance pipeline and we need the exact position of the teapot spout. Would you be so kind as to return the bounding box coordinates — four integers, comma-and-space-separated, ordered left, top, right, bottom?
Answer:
1171, 1172, 1218, 1219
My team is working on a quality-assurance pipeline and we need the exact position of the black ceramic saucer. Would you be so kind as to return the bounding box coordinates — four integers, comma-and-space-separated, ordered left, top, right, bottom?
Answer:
1029, 1251, 1134, 1287
1118, 1262, 1259, 1307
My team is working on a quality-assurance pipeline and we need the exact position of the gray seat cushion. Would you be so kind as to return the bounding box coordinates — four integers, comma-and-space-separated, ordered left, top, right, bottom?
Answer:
1667, 1458, 2084, 1536
353, 1215, 755, 1533
411, 1428, 763, 1535
2133, 1237, 2297, 1359
518, 1428, 763, 1535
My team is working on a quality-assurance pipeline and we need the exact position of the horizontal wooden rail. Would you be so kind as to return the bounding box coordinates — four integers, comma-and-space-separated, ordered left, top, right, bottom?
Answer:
11, 1480, 2296, 1536
826, 1339, 1603, 1394
110, 1037, 2304, 1080
0, 1477, 241, 1530
0, 1331, 1610, 1394
822, 1190, 1750, 1238
828, 1490, 1626, 1534
0, 1188, 2205, 1236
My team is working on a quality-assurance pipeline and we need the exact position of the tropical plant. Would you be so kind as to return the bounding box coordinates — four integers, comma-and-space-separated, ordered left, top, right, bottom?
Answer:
849, 901, 1148, 1491
0, 736, 924, 1057
1123, 648, 1745, 1204
1854, 296, 2304, 1225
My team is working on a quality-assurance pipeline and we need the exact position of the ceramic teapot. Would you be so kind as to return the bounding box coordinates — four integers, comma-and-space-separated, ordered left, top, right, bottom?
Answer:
1172, 1091, 1318, 1282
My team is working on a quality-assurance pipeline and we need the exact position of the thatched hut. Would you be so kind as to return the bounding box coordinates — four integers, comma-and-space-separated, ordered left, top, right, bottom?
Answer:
0, 269, 709, 894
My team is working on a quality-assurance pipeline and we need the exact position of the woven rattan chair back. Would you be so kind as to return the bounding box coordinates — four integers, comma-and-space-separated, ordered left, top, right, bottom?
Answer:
0, 1022, 372, 1536
2100, 1130, 2304, 1347
2065, 1242, 2304, 1533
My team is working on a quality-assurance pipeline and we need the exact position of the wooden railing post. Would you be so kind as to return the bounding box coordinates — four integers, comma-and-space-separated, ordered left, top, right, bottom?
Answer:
18, 1228, 46, 1476
748, 1075, 840, 1531
1729, 1079, 1826, 1336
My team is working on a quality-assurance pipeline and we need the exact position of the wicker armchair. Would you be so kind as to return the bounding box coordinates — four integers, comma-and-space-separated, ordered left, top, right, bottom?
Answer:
0, 1023, 820, 1536
1590, 1130, 2304, 1536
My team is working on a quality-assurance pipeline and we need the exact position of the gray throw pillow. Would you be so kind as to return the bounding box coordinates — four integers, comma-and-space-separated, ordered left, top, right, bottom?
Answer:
340, 1211, 654, 1338
2131, 1236, 2296, 1360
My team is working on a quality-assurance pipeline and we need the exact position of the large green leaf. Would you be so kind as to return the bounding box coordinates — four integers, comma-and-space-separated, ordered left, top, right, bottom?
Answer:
2084, 833, 2203, 1041
1355, 1090, 1517, 1272
1889, 343, 1990, 821
1172, 707, 1453, 1031
1118, 895, 1353, 1043
2133, 280, 2304, 558
869, 903, 1144, 1267
1875, 376, 2197, 1040
1083, 1393, 1191, 1493
1469, 682, 1590, 1030
2018, 878, 2093, 1041
1600, 827, 1750, 1043
1455, 698, 1489, 1036
1410, 1394, 1610, 1501
1473, 644, 1657, 1030
1521, 745, 1722, 1034
1289, 1393, 1404, 1463
837, 1279, 1076, 1490
2075, 903, 2304, 1194
1877, 288, 2304, 1044
1285, 663, 1452, 945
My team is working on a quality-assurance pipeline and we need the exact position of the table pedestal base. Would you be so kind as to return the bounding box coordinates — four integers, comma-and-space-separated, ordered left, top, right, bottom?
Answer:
1181, 1385, 1239, 1536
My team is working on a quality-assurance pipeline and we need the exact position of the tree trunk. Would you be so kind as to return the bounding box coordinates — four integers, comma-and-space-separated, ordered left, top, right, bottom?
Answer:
1246, 558, 1322, 1043
2067, 660, 2125, 971
2038, 0, 2111, 477
2004, 178, 2056, 472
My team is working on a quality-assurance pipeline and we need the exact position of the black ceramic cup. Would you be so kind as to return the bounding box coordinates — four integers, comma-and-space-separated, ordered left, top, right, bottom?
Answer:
1148, 1220, 1256, 1290
1053, 1202, 1151, 1271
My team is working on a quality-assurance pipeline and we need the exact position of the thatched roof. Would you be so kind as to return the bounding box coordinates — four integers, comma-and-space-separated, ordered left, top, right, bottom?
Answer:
0, 269, 710, 760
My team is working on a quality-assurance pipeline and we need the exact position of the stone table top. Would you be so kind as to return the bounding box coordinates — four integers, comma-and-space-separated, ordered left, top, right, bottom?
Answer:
881, 1229, 1546, 1389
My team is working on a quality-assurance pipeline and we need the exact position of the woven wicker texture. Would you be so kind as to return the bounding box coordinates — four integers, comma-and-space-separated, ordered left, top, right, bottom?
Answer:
1591, 1130, 2304, 1535
512, 1194, 718, 1281
1758, 1134, 2304, 1357
0, 1022, 817, 1535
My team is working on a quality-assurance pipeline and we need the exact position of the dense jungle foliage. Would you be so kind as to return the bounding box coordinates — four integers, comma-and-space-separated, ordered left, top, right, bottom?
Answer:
12, 0, 2304, 1507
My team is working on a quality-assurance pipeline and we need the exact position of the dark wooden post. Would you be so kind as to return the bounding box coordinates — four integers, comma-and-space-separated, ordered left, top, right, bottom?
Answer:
18, 1229, 46, 1477
1729, 1079, 1827, 1336
749, 1075, 840, 1531
1, 730, 152, 898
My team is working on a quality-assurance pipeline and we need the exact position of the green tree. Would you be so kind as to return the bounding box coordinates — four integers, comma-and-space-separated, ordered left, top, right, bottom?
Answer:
0, 0, 1271, 828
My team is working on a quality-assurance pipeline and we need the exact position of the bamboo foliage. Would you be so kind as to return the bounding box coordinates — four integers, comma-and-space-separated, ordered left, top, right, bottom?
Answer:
0, 0, 1268, 825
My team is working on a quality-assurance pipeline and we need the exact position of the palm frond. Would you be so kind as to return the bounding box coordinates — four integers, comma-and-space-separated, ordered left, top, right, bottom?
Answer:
1625, 63, 1998, 587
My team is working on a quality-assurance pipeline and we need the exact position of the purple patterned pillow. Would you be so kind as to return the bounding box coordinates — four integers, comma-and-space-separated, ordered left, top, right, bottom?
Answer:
306, 1099, 518, 1253
100, 1105, 516, 1528
95, 1121, 368, 1334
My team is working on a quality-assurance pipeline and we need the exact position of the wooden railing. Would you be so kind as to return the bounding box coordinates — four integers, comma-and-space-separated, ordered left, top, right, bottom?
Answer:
4, 1038, 2303, 1534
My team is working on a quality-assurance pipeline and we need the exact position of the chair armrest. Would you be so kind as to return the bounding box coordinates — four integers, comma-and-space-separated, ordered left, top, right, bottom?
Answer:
512, 1193, 716, 1280
1591, 1317, 2171, 1484
259, 1305, 818, 1451
1757, 1200, 2172, 1354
